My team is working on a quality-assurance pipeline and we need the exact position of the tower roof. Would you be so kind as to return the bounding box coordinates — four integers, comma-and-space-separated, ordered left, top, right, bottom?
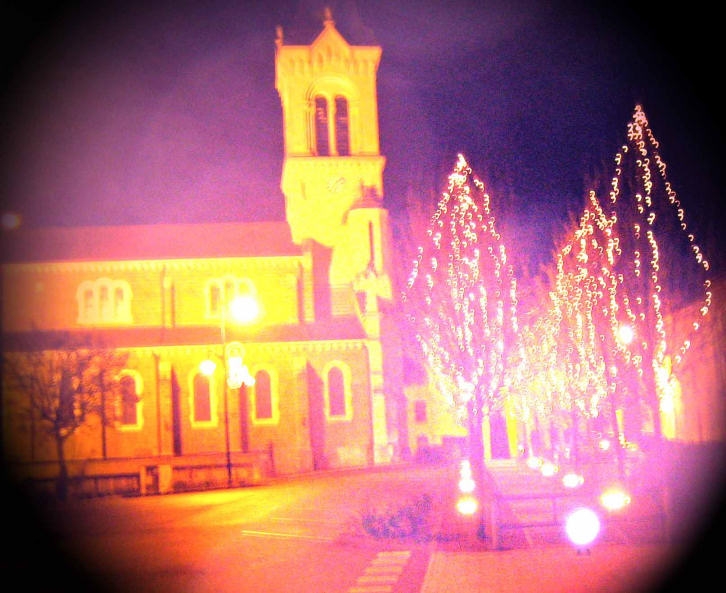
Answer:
276, 4, 377, 47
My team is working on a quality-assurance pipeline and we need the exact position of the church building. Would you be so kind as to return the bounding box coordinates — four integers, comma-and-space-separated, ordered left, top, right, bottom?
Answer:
1, 10, 417, 494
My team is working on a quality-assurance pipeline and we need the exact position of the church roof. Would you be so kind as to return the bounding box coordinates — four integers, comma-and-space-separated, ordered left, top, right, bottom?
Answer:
3, 316, 369, 350
1, 221, 301, 264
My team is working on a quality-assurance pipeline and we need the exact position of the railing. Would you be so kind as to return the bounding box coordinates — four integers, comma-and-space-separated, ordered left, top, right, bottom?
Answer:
485, 485, 670, 550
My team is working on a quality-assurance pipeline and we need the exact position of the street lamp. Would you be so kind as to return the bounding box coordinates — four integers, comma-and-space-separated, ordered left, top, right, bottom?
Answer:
203, 293, 259, 488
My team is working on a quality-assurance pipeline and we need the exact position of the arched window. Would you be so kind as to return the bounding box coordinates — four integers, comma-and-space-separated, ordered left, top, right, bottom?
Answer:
113, 286, 125, 318
328, 367, 345, 416
334, 96, 349, 156
193, 373, 212, 423
323, 362, 352, 422
254, 370, 272, 420
314, 96, 330, 156
99, 285, 110, 319
120, 375, 139, 425
209, 284, 222, 317
76, 278, 132, 324
116, 370, 143, 431
83, 288, 94, 318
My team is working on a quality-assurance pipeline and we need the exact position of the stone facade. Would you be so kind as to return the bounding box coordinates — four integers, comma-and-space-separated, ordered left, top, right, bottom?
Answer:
1, 12, 408, 492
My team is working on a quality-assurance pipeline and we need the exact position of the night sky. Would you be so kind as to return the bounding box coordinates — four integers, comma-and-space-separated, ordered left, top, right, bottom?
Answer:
2, 0, 723, 274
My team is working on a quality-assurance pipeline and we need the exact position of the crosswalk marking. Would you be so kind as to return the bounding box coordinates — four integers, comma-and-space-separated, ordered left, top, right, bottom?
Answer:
365, 564, 405, 574
347, 550, 412, 593
358, 574, 399, 584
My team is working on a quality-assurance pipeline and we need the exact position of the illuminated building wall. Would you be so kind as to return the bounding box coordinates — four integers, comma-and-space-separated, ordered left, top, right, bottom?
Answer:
1, 12, 407, 483
662, 276, 726, 443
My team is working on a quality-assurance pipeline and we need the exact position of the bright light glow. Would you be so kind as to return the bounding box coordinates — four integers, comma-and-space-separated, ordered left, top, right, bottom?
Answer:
562, 472, 584, 488
199, 359, 217, 376
229, 295, 260, 324
565, 507, 600, 547
456, 495, 479, 516
458, 459, 476, 493
540, 460, 558, 477
458, 477, 476, 493
599, 486, 631, 511
597, 438, 611, 452
526, 456, 542, 470
459, 459, 473, 477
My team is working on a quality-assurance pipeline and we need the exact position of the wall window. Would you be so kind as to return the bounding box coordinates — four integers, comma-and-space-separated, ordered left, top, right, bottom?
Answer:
116, 371, 143, 431
314, 96, 330, 156
323, 361, 352, 422
251, 368, 279, 425
77, 278, 132, 324
334, 96, 349, 156
254, 371, 272, 419
328, 367, 345, 416
192, 372, 213, 424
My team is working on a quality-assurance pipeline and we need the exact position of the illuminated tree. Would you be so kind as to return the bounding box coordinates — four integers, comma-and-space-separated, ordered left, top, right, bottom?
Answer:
3, 332, 129, 500
548, 190, 618, 468
594, 105, 713, 442
402, 153, 518, 485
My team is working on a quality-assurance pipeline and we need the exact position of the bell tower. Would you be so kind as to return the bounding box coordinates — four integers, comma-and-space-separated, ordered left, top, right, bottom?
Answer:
274, 9, 390, 290
274, 9, 407, 462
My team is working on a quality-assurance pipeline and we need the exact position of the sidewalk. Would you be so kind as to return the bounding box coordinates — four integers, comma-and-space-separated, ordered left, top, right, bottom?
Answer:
417, 458, 713, 593
421, 542, 680, 593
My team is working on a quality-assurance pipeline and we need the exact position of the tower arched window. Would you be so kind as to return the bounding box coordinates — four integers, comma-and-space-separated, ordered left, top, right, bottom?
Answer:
314, 96, 330, 156
334, 96, 349, 156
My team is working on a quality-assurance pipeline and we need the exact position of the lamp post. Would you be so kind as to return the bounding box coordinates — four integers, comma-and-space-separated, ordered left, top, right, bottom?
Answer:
205, 294, 259, 488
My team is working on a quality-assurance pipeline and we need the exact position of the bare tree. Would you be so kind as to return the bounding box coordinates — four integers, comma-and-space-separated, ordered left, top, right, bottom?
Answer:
3, 331, 129, 500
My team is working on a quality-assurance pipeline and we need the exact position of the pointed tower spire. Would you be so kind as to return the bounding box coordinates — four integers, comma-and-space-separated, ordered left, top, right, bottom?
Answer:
323, 6, 334, 27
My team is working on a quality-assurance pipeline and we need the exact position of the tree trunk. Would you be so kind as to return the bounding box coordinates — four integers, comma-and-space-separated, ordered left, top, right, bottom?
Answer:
467, 397, 487, 539
55, 434, 69, 501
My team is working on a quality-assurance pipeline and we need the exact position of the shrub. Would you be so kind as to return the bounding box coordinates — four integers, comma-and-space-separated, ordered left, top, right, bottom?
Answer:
359, 493, 433, 540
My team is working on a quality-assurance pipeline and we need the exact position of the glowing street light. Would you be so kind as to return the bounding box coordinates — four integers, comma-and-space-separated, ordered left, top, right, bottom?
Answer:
599, 485, 631, 512
565, 507, 601, 553
203, 293, 259, 487
562, 471, 584, 489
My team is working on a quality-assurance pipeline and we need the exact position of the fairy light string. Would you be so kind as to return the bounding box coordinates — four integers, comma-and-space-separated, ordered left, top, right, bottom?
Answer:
403, 154, 518, 417
550, 105, 712, 438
